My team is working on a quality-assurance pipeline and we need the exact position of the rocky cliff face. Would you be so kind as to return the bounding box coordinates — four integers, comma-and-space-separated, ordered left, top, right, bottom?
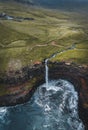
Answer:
0, 62, 88, 129
48, 62, 88, 130
0, 63, 44, 106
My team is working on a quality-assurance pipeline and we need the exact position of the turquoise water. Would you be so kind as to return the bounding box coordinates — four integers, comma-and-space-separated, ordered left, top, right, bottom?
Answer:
0, 80, 84, 130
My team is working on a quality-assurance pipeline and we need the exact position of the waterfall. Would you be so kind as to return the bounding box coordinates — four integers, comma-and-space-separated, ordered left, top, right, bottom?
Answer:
0, 45, 84, 130
45, 59, 49, 87
44, 44, 76, 88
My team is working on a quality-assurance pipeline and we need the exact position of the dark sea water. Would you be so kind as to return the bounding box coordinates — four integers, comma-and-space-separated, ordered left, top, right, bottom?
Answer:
0, 79, 84, 130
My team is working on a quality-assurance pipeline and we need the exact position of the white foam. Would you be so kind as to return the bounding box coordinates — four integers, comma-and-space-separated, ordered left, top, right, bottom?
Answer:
34, 79, 84, 130
0, 107, 7, 122
44, 104, 51, 112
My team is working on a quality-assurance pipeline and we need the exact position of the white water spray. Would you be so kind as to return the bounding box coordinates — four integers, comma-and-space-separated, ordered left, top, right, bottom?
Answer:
34, 79, 84, 130
45, 44, 76, 88
45, 59, 49, 87
43, 43, 84, 130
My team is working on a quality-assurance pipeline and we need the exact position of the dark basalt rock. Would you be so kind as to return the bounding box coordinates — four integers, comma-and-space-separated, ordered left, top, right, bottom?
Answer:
0, 61, 88, 129
48, 62, 88, 130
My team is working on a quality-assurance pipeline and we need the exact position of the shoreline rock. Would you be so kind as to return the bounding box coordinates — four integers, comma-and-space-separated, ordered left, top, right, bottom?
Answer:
0, 62, 88, 129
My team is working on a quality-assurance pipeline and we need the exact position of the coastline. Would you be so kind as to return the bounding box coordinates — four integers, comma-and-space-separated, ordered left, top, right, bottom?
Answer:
0, 62, 88, 129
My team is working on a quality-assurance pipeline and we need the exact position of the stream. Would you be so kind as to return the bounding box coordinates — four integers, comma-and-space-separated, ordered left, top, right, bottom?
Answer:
0, 44, 85, 130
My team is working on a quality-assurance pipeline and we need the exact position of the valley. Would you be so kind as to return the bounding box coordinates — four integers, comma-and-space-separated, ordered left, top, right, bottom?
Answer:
0, 1, 88, 74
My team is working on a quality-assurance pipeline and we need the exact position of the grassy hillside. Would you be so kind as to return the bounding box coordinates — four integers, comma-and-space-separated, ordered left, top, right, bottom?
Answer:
0, 1, 88, 73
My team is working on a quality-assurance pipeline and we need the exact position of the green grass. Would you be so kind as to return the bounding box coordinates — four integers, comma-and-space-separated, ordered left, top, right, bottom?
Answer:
0, 1, 88, 74
0, 1, 88, 96
51, 49, 88, 64
76, 41, 88, 49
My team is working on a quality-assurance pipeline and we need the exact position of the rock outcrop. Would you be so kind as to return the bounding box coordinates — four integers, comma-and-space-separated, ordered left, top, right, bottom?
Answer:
48, 62, 88, 130
0, 61, 88, 129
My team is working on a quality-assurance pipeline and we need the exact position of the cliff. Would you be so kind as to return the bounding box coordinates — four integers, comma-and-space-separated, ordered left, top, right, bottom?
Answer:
0, 62, 88, 129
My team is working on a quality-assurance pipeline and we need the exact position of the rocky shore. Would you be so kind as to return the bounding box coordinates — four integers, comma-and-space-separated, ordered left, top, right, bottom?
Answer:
48, 62, 88, 130
0, 61, 88, 129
